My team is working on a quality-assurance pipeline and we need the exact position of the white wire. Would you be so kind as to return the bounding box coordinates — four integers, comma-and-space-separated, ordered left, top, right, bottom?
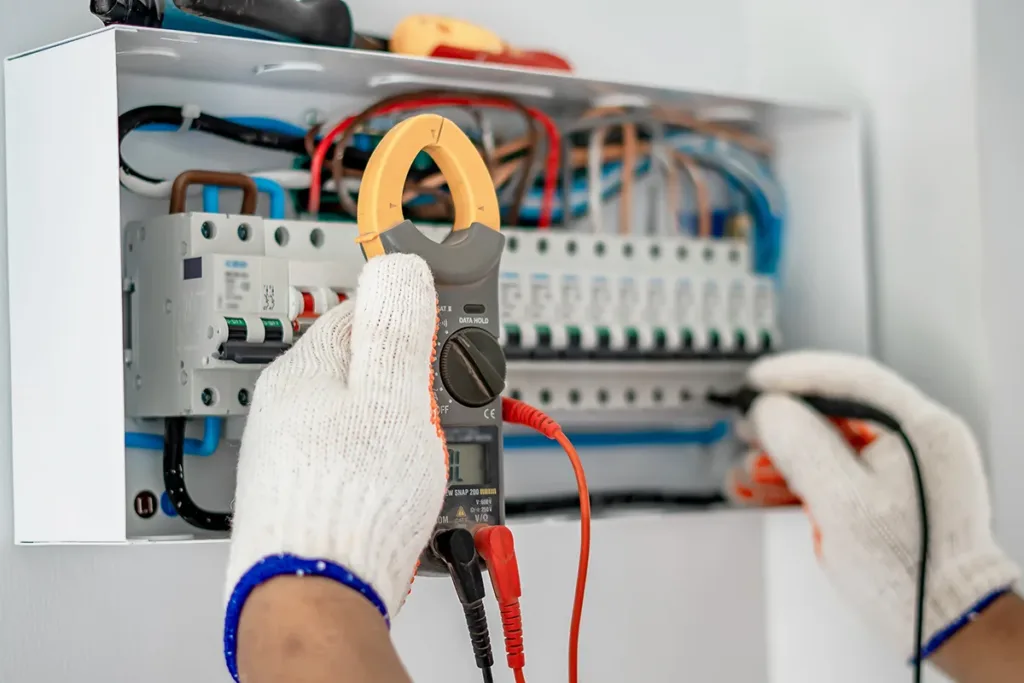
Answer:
587, 128, 607, 234
118, 168, 336, 199
649, 145, 676, 236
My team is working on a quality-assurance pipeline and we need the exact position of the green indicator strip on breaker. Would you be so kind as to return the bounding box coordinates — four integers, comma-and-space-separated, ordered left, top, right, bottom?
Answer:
653, 328, 667, 351
567, 326, 582, 349
261, 318, 285, 343
225, 317, 247, 342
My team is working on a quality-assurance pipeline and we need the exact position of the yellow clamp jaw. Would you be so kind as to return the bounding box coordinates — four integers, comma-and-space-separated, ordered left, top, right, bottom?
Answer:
356, 113, 501, 258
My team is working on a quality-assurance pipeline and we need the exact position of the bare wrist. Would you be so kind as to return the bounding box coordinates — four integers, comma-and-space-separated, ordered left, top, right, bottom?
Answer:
932, 592, 1024, 683
236, 576, 410, 683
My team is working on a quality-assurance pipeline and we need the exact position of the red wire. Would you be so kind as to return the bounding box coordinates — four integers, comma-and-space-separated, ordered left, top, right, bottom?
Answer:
514, 669, 527, 683
501, 398, 589, 683
307, 98, 560, 227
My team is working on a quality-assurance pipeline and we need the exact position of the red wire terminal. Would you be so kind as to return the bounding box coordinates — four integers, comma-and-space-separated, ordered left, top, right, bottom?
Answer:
475, 525, 525, 672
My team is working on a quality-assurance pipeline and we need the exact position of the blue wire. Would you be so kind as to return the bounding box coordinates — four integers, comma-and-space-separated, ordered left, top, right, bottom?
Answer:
137, 117, 310, 138
503, 422, 730, 450
203, 177, 288, 219
138, 116, 785, 275
125, 416, 222, 457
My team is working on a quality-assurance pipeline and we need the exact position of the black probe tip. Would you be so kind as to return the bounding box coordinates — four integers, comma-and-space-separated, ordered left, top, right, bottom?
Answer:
433, 528, 486, 605
707, 387, 761, 414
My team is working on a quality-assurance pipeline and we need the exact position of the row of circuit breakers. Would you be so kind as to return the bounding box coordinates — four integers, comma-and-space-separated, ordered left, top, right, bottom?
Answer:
122, 213, 779, 418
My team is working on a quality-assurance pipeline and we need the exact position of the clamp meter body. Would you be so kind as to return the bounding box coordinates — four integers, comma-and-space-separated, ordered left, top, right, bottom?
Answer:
356, 114, 507, 575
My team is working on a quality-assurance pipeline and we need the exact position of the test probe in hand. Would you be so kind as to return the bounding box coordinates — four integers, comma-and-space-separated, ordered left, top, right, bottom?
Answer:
708, 387, 929, 683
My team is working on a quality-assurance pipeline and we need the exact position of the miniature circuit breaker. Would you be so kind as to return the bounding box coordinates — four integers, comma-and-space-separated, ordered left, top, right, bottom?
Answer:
122, 214, 365, 417
496, 231, 779, 361
123, 216, 780, 418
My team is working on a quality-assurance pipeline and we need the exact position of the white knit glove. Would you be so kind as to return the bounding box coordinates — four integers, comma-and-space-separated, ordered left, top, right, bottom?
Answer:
747, 351, 1019, 657
225, 253, 447, 623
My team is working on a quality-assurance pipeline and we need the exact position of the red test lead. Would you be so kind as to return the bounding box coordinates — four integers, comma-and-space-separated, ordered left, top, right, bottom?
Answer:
475, 525, 525, 679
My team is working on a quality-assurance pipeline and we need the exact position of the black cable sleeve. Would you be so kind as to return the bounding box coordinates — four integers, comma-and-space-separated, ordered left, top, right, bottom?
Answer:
464, 602, 494, 672
434, 529, 494, 674
506, 490, 725, 517
163, 417, 232, 532
118, 105, 445, 190
118, 105, 311, 184
481, 665, 495, 683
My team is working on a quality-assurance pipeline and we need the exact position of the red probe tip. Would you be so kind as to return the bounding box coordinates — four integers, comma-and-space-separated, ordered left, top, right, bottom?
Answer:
475, 525, 522, 602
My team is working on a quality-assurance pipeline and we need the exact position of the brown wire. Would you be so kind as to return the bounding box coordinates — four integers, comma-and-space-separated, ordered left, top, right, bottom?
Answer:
327, 90, 538, 225
653, 107, 773, 156
303, 123, 322, 158
169, 170, 258, 215
582, 108, 639, 235
619, 123, 638, 235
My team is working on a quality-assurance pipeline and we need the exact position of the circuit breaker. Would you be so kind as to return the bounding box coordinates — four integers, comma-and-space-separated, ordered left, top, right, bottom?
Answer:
123, 214, 779, 419
123, 214, 365, 417
497, 231, 779, 361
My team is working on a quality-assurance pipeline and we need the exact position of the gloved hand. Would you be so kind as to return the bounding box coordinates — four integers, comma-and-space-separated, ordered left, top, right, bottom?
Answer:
224, 254, 447, 626
743, 351, 1019, 657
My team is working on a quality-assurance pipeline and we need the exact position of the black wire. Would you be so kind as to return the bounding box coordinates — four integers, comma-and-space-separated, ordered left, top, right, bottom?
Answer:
118, 105, 311, 184
898, 428, 927, 683
481, 667, 494, 683
794, 396, 927, 683
162, 417, 232, 532
506, 490, 725, 517
709, 389, 928, 683
117, 105, 441, 191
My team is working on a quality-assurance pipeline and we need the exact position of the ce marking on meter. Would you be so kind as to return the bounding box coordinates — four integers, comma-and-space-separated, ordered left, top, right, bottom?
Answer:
483, 407, 497, 420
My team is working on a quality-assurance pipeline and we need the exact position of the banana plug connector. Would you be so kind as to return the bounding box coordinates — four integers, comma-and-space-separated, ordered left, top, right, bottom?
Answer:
433, 528, 495, 681
476, 525, 527, 681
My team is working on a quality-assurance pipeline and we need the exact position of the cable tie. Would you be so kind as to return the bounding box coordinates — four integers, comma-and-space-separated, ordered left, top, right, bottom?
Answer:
178, 104, 201, 133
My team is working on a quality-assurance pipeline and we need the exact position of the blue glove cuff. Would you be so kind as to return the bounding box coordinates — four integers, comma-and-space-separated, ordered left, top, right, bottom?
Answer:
223, 554, 390, 682
915, 586, 1012, 663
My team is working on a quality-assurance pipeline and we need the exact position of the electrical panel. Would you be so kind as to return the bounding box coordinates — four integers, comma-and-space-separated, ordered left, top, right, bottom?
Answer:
123, 214, 777, 420
4, 27, 873, 545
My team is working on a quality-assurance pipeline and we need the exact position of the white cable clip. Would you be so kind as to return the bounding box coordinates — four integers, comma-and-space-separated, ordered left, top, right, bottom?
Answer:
178, 104, 201, 133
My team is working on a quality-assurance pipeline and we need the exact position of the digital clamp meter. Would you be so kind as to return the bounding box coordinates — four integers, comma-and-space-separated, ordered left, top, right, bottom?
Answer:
357, 114, 507, 575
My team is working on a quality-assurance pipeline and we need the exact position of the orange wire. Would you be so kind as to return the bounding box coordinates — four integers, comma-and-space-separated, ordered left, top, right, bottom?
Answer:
556, 430, 590, 683
500, 397, 589, 683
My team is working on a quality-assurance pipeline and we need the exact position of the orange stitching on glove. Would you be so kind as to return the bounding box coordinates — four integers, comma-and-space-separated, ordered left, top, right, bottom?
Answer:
410, 297, 446, 600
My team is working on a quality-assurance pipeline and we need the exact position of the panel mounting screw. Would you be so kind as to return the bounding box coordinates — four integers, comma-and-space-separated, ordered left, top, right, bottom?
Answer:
238, 388, 250, 406
201, 388, 215, 406
201, 221, 215, 239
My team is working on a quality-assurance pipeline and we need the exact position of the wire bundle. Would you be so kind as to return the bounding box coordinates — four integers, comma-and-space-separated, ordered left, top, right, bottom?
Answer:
117, 97, 785, 275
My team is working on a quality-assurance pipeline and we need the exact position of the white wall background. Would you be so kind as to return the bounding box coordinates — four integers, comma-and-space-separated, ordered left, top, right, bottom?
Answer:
974, 0, 1024, 570
0, 1, 1006, 682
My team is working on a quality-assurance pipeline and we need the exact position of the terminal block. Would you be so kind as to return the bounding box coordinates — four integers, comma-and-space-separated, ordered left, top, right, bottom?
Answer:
122, 214, 362, 417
